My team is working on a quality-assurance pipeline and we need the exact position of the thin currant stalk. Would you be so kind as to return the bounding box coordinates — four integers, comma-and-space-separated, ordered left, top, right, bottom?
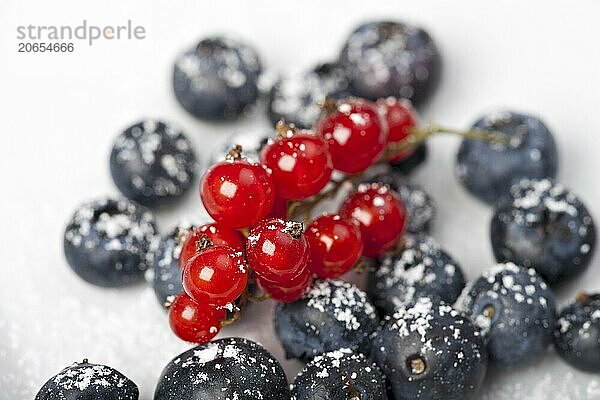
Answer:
384, 121, 509, 160
288, 121, 509, 223
219, 267, 271, 328
286, 174, 363, 222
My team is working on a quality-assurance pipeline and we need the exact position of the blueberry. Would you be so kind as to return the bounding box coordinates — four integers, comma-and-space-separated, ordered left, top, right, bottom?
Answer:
147, 223, 194, 308
35, 359, 138, 400
274, 279, 379, 361
209, 128, 271, 166
390, 143, 428, 176
291, 348, 388, 400
339, 21, 441, 107
372, 298, 487, 400
456, 110, 558, 204
554, 293, 600, 372
268, 63, 350, 129
491, 179, 596, 285
456, 262, 556, 369
110, 120, 199, 208
63, 197, 158, 287
173, 36, 262, 120
154, 337, 290, 400
368, 234, 465, 316
365, 172, 436, 234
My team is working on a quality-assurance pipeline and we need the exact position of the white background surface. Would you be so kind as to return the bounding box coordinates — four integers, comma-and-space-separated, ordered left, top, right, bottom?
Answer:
1, 1, 600, 399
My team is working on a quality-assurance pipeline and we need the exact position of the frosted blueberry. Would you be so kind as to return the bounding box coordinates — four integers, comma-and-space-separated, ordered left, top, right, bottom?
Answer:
456, 110, 558, 204
491, 179, 596, 285
110, 119, 199, 208
35, 360, 138, 400
339, 21, 441, 107
456, 262, 556, 368
368, 234, 465, 316
63, 197, 158, 287
154, 337, 290, 400
275, 279, 379, 361
372, 298, 487, 400
173, 36, 262, 120
291, 348, 387, 400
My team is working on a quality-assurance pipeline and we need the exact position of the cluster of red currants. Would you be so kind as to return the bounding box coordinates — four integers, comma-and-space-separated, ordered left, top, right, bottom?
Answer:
168, 97, 419, 344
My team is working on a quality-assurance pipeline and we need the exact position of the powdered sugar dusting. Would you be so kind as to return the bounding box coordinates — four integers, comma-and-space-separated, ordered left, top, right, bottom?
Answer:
64, 197, 157, 263
305, 280, 377, 331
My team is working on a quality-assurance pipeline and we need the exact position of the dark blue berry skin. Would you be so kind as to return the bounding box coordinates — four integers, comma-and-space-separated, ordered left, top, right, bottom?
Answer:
147, 224, 194, 308
291, 348, 388, 400
390, 144, 428, 176
35, 360, 138, 400
339, 21, 441, 107
365, 172, 436, 234
372, 298, 487, 400
154, 337, 290, 400
456, 110, 558, 204
554, 293, 600, 373
456, 262, 557, 369
63, 198, 158, 287
491, 179, 596, 285
268, 63, 350, 129
367, 234, 465, 316
110, 120, 199, 208
274, 279, 379, 361
173, 37, 262, 121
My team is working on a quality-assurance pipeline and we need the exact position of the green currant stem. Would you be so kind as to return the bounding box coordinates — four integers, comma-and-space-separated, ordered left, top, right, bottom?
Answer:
239, 227, 250, 238
352, 259, 368, 274
287, 174, 363, 222
248, 292, 272, 302
220, 279, 272, 327
219, 309, 241, 327
384, 122, 510, 161
219, 265, 272, 328
220, 289, 248, 328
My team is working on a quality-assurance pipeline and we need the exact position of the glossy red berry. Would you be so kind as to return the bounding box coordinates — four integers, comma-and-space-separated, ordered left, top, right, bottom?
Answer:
257, 270, 312, 303
246, 218, 309, 284
200, 155, 275, 228
183, 246, 248, 307
179, 223, 245, 268
261, 130, 333, 200
168, 292, 226, 343
266, 194, 288, 220
305, 214, 363, 278
339, 183, 407, 258
315, 98, 388, 173
377, 97, 418, 162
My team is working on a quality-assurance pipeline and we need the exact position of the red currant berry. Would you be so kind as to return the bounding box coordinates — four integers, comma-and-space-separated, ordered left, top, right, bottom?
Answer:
168, 292, 226, 343
179, 223, 245, 268
305, 214, 363, 278
266, 194, 288, 220
257, 270, 312, 303
183, 245, 248, 307
246, 219, 309, 284
339, 183, 407, 258
315, 98, 388, 173
377, 97, 418, 162
200, 153, 275, 229
261, 130, 333, 200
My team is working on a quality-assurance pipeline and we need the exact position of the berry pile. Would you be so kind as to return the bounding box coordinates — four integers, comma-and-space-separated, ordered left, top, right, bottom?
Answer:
53, 18, 599, 400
